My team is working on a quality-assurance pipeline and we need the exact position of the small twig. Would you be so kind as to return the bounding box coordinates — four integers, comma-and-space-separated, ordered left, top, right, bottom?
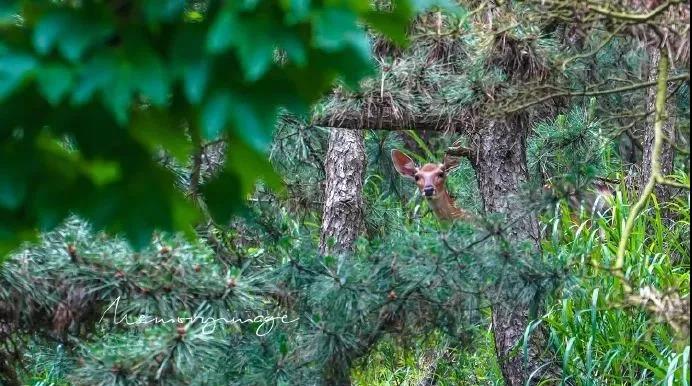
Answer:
586, 0, 683, 22
498, 73, 689, 115
445, 144, 473, 158
188, 137, 203, 199
655, 176, 690, 189
561, 24, 625, 71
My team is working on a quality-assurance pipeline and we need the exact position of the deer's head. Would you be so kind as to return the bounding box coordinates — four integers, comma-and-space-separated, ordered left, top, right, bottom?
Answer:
390, 149, 459, 199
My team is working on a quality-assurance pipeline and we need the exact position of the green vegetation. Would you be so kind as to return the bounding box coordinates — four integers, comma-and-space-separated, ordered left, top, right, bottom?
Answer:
542, 189, 690, 385
0, 0, 450, 254
0, 1, 689, 385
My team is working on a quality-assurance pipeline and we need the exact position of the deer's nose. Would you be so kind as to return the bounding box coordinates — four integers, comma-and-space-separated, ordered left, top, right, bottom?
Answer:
423, 187, 435, 196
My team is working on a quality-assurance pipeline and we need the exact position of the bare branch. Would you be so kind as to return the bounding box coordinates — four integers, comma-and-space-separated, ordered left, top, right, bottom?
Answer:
586, 0, 684, 22
497, 73, 689, 115
312, 114, 459, 132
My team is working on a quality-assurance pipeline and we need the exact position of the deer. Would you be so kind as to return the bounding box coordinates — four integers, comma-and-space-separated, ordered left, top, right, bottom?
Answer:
391, 147, 615, 227
391, 149, 474, 222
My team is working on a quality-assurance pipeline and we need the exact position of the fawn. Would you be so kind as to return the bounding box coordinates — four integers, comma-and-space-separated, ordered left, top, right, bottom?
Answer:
391, 149, 474, 221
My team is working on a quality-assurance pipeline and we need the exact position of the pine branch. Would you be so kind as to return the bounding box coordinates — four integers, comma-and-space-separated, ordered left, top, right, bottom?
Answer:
497, 73, 689, 115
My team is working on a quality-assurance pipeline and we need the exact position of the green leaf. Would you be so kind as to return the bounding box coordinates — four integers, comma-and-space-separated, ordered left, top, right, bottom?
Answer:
130, 109, 192, 163
82, 159, 121, 186
312, 8, 360, 51
33, 11, 113, 61
235, 30, 275, 81
207, 8, 237, 54
130, 47, 169, 106
33, 12, 69, 55
279, 33, 307, 66
101, 72, 132, 125
183, 59, 209, 104
281, 0, 311, 24
201, 91, 232, 140
141, 0, 186, 22
362, 9, 411, 45
0, 3, 17, 25
171, 26, 209, 104
35, 64, 73, 105
57, 17, 112, 62
227, 94, 275, 152
311, 8, 372, 85
0, 52, 37, 100
202, 134, 281, 223
71, 53, 116, 105
201, 170, 243, 223
208, 9, 276, 81
202, 89, 276, 151
240, 0, 262, 10
0, 163, 27, 210
225, 136, 282, 196
34, 130, 120, 187
0, 0, 409, 254
184, 10, 204, 22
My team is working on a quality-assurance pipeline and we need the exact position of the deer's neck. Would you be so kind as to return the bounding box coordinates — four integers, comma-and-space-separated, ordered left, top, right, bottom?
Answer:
427, 189, 469, 221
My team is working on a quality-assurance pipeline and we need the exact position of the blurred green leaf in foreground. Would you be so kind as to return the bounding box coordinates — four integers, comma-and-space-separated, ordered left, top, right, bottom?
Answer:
0, 0, 450, 256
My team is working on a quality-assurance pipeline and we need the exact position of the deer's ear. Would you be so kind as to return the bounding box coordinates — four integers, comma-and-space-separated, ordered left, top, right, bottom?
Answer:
441, 154, 460, 173
391, 149, 417, 179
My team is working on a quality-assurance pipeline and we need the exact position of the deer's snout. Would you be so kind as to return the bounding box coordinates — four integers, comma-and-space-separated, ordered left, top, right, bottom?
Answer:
423, 186, 435, 197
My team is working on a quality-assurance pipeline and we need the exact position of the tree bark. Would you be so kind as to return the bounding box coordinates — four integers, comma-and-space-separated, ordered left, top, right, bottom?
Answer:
640, 47, 677, 207
319, 128, 366, 386
319, 129, 366, 256
469, 117, 557, 386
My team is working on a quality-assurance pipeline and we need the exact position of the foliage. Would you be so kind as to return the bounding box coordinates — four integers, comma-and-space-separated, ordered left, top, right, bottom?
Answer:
1, 186, 563, 385
353, 328, 503, 385
2, 112, 690, 386
528, 99, 618, 189
0, 1, 689, 386
348, 181, 691, 386
540, 182, 690, 385
0, 0, 452, 255
8, 106, 689, 385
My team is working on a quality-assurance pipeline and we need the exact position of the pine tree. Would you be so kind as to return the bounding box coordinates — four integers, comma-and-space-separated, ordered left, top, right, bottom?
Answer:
0, 1, 689, 386
313, 1, 689, 383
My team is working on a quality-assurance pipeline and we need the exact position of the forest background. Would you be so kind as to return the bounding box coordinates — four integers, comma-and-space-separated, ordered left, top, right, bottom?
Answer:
0, 1, 689, 385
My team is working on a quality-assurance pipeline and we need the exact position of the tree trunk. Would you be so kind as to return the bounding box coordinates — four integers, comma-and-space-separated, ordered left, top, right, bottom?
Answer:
319, 129, 366, 256
470, 117, 557, 386
640, 47, 677, 207
319, 128, 366, 386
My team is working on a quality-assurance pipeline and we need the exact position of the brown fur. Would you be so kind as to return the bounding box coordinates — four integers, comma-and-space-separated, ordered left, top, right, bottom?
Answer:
391, 149, 472, 221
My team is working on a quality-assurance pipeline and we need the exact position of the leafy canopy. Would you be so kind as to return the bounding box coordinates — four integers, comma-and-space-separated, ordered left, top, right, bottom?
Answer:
0, 0, 453, 255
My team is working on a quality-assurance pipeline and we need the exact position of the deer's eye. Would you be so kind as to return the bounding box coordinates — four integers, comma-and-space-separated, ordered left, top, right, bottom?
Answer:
438, 172, 445, 178
414, 175, 421, 181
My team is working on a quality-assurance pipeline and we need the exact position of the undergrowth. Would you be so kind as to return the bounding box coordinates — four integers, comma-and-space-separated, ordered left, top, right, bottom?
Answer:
353, 177, 690, 386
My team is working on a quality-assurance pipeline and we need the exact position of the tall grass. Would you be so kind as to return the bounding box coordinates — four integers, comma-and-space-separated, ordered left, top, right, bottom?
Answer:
540, 183, 690, 385
353, 327, 503, 385
354, 182, 689, 385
